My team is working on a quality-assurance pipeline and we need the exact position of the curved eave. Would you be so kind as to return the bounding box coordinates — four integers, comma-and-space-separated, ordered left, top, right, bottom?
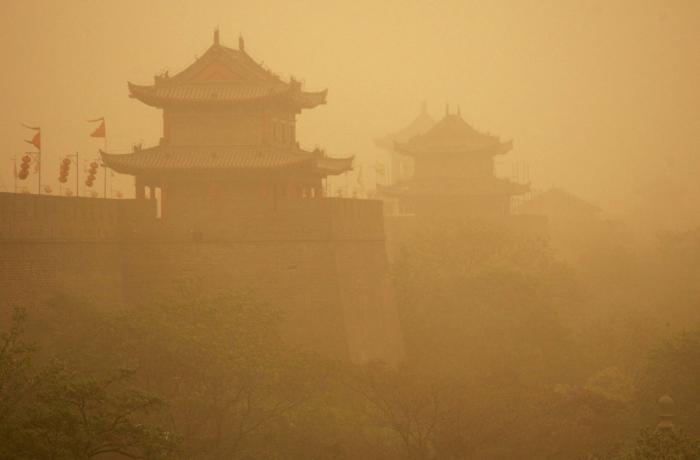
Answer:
497, 139, 514, 155
128, 82, 327, 109
100, 149, 315, 176
294, 89, 328, 109
314, 155, 354, 176
394, 139, 513, 157
378, 179, 530, 197
100, 151, 140, 175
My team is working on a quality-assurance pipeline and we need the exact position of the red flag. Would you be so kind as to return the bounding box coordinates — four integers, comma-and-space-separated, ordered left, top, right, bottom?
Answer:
89, 117, 106, 138
22, 124, 41, 150
25, 131, 41, 150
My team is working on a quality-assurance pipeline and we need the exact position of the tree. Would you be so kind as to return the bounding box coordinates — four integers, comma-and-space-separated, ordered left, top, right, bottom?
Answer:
87, 292, 330, 459
637, 330, 700, 436
0, 307, 176, 459
620, 428, 700, 460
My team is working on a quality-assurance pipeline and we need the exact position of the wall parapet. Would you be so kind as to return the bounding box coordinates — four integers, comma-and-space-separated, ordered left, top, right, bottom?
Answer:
137, 197, 385, 242
0, 193, 385, 243
0, 193, 154, 242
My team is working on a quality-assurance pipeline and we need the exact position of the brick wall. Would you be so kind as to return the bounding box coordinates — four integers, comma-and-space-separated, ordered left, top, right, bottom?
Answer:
0, 193, 402, 365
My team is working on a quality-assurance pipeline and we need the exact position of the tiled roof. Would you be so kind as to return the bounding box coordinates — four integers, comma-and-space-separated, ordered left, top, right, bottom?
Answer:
129, 82, 327, 108
128, 39, 327, 109
129, 82, 288, 102
395, 113, 512, 156
101, 145, 352, 176
375, 104, 436, 150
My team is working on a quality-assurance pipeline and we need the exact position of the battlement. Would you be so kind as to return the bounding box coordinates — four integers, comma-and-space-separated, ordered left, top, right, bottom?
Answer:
0, 192, 154, 241
0, 193, 385, 243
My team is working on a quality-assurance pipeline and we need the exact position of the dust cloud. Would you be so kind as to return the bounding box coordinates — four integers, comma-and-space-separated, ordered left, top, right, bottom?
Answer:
1, 1, 700, 459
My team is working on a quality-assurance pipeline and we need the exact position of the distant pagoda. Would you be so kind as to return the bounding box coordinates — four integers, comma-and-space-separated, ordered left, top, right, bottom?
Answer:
101, 31, 352, 217
380, 108, 528, 217
374, 102, 435, 185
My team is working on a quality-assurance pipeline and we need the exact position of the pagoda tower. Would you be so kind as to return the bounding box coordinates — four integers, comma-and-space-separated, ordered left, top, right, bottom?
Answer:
101, 31, 352, 218
380, 108, 528, 218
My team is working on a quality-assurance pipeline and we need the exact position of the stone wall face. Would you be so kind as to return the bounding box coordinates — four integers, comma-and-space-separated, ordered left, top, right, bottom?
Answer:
0, 193, 152, 311
0, 192, 402, 365
0, 241, 126, 312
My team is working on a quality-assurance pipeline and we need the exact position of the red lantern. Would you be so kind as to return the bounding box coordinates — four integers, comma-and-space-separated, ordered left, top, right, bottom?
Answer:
18, 154, 31, 180
59, 157, 71, 183
84, 160, 98, 187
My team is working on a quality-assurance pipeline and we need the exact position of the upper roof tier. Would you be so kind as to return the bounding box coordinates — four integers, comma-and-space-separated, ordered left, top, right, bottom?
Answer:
395, 111, 513, 157
100, 145, 353, 177
374, 102, 436, 150
128, 32, 327, 109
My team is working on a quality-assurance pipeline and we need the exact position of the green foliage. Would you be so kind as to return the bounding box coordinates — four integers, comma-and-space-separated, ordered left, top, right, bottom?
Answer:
7, 221, 700, 459
140, 296, 327, 458
637, 331, 700, 435
347, 362, 627, 460
393, 221, 575, 384
620, 428, 700, 460
0, 307, 176, 459
50, 292, 336, 458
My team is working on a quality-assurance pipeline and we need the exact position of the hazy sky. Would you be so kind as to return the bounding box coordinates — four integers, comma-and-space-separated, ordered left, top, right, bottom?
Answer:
1, 0, 698, 215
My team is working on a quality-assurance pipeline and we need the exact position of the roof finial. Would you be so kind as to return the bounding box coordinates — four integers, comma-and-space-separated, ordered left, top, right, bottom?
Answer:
239, 34, 245, 52
214, 28, 220, 45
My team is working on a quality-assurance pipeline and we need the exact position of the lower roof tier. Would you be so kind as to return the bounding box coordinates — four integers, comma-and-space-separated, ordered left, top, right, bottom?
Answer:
379, 176, 529, 197
395, 139, 513, 157
101, 145, 353, 177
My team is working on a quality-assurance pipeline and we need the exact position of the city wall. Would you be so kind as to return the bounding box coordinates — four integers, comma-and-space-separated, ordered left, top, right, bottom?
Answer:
0, 192, 403, 364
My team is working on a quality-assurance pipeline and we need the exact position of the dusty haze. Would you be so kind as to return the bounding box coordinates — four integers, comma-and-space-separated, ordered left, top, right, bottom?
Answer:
3, 2, 700, 458
1, 0, 699, 230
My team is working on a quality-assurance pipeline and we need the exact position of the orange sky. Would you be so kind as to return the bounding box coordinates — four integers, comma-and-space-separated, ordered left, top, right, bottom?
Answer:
1, 0, 699, 221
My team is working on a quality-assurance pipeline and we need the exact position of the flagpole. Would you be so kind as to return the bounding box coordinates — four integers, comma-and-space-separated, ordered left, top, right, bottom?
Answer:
13, 156, 17, 193
75, 152, 79, 198
37, 146, 42, 195
103, 136, 108, 199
